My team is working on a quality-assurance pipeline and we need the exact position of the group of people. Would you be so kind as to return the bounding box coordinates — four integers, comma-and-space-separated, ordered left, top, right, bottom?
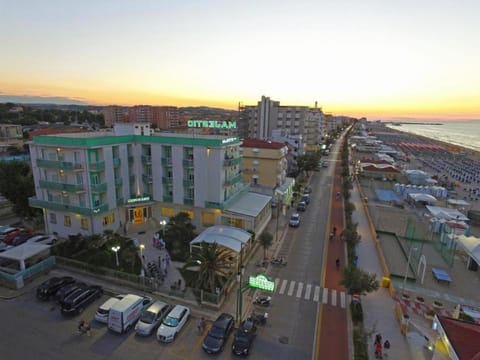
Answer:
374, 333, 390, 359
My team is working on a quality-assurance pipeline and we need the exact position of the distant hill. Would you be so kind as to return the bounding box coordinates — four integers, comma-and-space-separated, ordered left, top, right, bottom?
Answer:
0, 95, 88, 106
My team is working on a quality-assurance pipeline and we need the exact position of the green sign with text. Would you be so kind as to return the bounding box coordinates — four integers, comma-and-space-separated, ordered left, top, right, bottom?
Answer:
187, 119, 237, 129
248, 274, 274, 292
127, 196, 151, 204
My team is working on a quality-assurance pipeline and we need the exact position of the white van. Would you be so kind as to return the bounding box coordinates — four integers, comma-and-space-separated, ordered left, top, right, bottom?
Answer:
107, 294, 145, 333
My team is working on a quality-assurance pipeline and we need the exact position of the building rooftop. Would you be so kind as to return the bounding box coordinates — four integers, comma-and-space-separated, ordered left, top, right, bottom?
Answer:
241, 138, 287, 150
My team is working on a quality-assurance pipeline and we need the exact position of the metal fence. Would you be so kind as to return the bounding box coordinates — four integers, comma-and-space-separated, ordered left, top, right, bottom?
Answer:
0, 256, 56, 289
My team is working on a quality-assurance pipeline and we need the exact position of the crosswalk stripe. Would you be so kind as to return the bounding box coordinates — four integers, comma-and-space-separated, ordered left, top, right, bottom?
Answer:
332, 289, 337, 306
322, 288, 328, 303
279, 279, 288, 295
340, 292, 346, 308
274, 278, 280, 292
313, 286, 320, 302
304, 284, 312, 300
287, 281, 296, 296
296, 282, 303, 298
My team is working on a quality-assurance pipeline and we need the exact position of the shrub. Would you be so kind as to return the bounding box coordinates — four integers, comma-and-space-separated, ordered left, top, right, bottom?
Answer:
351, 301, 364, 324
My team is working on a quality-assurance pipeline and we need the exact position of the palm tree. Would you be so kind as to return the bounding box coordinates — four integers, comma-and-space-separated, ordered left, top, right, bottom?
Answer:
183, 242, 232, 293
258, 232, 273, 260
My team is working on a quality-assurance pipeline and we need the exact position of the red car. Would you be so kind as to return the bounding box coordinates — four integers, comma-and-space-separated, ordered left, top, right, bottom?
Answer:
0, 228, 21, 245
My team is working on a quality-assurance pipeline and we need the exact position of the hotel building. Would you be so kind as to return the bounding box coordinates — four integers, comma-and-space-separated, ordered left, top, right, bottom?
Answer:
28, 123, 271, 238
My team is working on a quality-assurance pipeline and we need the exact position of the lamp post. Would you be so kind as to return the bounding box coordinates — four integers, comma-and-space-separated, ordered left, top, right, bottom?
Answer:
139, 244, 145, 259
236, 244, 247, 325
111, 246, 120, 267
160, 220, 167, 238
402, 247, 418, 294
274, 192, 281, 242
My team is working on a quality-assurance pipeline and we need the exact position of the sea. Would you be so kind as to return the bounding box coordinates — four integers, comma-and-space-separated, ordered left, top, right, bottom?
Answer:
385, 120, 480, 153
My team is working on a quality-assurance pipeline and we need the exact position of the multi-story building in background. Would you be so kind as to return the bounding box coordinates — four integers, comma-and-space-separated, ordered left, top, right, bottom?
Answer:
152, 106, 180, 130
101, 106, 126, 127
0, 124, 23, 150
238, 96, 325, 149
28, 123, 271, 238
128, 105, 153, 123
271, 129, 305, 177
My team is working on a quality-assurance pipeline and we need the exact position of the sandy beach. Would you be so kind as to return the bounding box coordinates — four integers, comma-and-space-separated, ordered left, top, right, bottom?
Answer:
364, 122, 480, 213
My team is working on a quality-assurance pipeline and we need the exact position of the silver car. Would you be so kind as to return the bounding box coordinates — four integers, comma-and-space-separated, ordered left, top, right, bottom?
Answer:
135, 300, 170, 336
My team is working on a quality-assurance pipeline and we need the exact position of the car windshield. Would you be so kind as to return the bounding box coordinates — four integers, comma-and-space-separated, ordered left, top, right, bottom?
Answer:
208, 326, 225, 339
162, 316, 179, 327
140, 311, 156, 324
235, 332, 250, 343
291, 215, 299, 221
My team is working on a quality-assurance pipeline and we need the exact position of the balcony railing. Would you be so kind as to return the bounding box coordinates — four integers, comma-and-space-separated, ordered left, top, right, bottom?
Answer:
91, 182, 108, 192
141, 155, 152, 164
183, 198, 194, 205
116, 197, 124, 206
223, 173, 242, 186
163, 195, 173, 202
89, 161, 105, 171
223, 157, 242, 167
29, 197, 109, 216
39, 180, 84, 192
205, 183, 250, 209
183, 179, 194, 187
161, 157, 172, 166
162, 176, 173, 185
182, 159, 194, 168
112, 158, 121, 167
37, 159, 83, 171
142, 174, 153, 184
114, 178, 123, 187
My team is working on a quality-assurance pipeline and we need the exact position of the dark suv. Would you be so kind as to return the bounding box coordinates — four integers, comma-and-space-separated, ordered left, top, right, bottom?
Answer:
60, 285, 103, 316
54, 282, 86, 304
202, 313, 234, 354
36, 276, 75, 300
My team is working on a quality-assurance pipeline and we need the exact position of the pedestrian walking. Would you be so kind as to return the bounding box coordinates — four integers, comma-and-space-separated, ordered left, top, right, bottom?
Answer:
196, 317, 206, 334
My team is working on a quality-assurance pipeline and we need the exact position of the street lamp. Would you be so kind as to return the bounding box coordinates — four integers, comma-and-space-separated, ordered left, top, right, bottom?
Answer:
402, 247, 418, 294
111, 246, 120, 267
139, 244, 145, 259
160, 220, 167, 238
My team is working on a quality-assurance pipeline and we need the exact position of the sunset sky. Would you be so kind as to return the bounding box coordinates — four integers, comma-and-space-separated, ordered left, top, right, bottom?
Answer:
1, 0, 479, 120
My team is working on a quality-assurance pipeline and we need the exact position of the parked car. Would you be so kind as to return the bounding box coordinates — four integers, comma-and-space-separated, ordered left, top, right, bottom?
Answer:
296, 201, 307, 212
27, 234, 57, 246
289, 213, 300, 228
304, 186, 312, 194
156, 305, 190, 343
36, 276, 76, 301
54, 282, 86, 303
108, 294, 153, 333
11, 233, 36, 246
60, 285, 103, 315
301, 194, 310, 205
202, 313, 235, 354
94, 294, 126, 323
0, 228, 21, 244
232, 318, 257, 356
135, 300, 170, 336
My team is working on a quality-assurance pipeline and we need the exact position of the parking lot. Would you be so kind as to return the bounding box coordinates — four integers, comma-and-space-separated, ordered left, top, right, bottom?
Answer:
0, 275, 267, 360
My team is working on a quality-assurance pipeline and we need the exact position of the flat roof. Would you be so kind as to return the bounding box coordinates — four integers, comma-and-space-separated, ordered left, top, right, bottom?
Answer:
190, 225, 252, 253
226, 192, 271, 218
0, 243, 50, 261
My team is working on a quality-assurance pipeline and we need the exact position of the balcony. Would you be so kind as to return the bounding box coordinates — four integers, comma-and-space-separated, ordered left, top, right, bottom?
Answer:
183, 198, 194, 205
91, 182, 108, 193
183, 159, 194, 168
128, 155, 134, 164
116, 197, 124, 206
39, 180, 84, 193
142, 174, 153, 184
141, 155, 152, 164
29, 197, 109, 216
183, 179, 194, 187
113, 158, 121, 167
223, 173, 242, 186
163, 195, 173, 202
223, 157, 242, 167
114, 178, 123, 187
161, 157, 172, 166
89, 161, 105, 171
162, 176, 173, 185
205, 183, 250, 209
37, 159, 83, 171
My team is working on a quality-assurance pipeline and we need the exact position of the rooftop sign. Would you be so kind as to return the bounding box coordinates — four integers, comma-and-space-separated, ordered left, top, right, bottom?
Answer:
187, 120, 237, 129
127, 196, 151, 204
248, 274, 274, 292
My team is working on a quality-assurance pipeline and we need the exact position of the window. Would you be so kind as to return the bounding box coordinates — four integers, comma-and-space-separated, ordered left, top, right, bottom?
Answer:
102, 213, 115, 226
81, 218, 89, 230
202, 212, 215, 226
161, 207, 174, 217
49, 213, 57, 224
64, 215, 71, 227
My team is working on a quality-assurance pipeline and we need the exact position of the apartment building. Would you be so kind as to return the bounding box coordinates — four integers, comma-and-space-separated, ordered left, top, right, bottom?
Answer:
238, 96, 325, 148
102, 106, 126, 127
152, 106, 180, 129
128, 105, 153, 123
0, 124, 23, 150
28, 123, 271, 238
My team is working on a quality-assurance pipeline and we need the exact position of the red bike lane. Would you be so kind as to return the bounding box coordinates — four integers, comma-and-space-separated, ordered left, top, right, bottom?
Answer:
315, 159, 349, 360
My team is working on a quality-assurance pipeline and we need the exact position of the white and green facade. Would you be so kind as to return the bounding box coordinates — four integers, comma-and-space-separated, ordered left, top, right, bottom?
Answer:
28, 123, 261, 238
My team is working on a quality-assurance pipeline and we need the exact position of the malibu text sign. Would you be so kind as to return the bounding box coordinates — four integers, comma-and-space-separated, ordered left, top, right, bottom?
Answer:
187, 120, 237, 129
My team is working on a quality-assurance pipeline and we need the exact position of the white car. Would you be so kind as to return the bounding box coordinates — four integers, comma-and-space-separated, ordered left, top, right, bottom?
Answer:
94, 294, 125, 323
27, 234, 57, 246
156, 305, 190, 342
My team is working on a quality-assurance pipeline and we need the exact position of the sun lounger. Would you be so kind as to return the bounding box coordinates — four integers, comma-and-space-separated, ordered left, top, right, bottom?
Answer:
432, 268, 452, 285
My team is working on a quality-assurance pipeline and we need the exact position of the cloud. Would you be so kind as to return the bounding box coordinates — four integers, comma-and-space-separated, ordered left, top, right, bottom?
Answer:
0, 94, 88, 105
